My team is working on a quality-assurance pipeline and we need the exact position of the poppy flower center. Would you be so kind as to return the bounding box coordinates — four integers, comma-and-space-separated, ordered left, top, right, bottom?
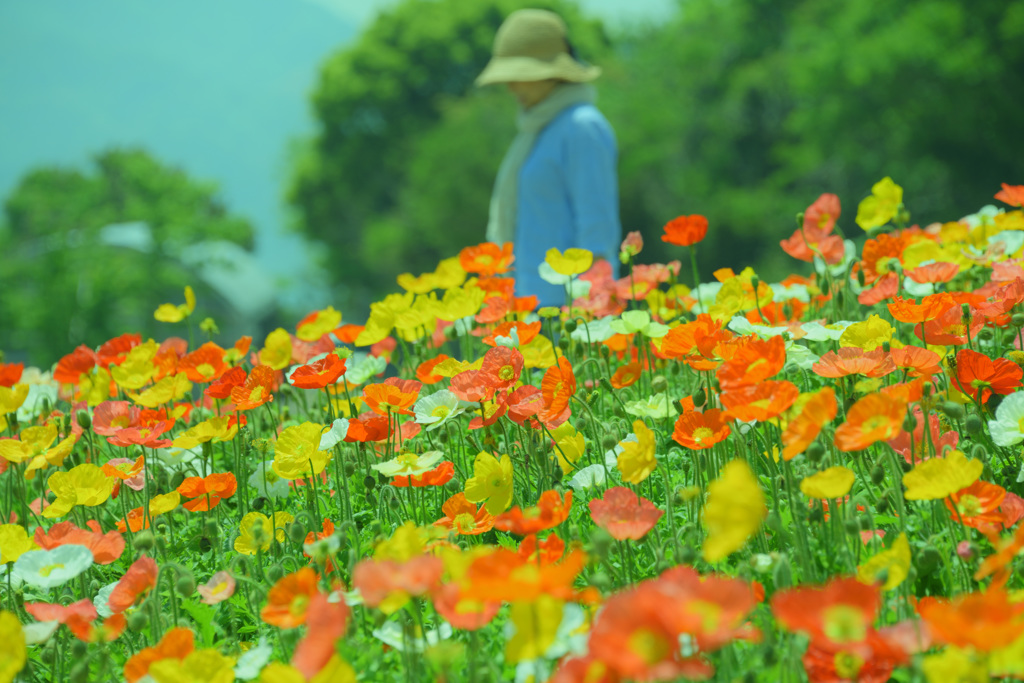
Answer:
39, 563, 66, 577
453, 513, 476, 532
289, 595, 310, 618
861, 416, 892, 433
397, 453, 421, 470
430, 405, 451, 419
498, 365, 515, 381
692, 427, 714, 443
957, 494, 983, 518
822, 605, 867, 644
249, 386, 265, 403
627, 628, 671, 665
196, 363, 215, 378
833, 651, 865, 678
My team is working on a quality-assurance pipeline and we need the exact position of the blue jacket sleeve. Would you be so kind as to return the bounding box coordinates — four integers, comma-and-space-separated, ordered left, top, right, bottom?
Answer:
562, 108, 622, 277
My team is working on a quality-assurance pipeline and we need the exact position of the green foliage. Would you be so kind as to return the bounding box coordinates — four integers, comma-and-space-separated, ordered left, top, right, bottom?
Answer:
288, 0, 609, 307
0, 148, 255, 366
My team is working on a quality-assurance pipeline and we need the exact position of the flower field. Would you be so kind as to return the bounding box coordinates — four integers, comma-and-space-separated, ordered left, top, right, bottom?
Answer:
3, 180, 1024, 682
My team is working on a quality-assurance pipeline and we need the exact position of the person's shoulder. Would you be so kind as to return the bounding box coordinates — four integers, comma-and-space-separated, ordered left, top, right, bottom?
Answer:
554, 103, 615, 140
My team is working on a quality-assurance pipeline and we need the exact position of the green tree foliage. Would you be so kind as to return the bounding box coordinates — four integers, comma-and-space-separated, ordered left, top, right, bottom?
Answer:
604, 0, 1024, 277
0, 148, 255, 366
289, 0, 609, 307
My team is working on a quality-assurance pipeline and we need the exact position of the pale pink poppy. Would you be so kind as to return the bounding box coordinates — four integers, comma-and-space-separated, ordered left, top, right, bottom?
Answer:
104, 457, 146, 491
197, 571, 236, 605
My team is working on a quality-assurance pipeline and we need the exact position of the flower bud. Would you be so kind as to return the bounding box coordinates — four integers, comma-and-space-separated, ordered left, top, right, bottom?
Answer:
971, 444, 987, 461
558, 336, 571, 351
964, 414, 983, 434
870, 466, 885, 485
902, 414, 917, 432
176, 574, 196, 597
266, 563, 285, 583
252, 496, 268, 511
978, 327, 993, 341
806, 441, 825, 463
588, 571, 611, 592
363, 475, 376, 490
1013, 313, 1024, 328
651, 375, 668, 394
71, 640, 89, 659
564, 319, 578, 333
939, 402, 964, 420
134, 530, 155, 552
843, 517, 861, 535
127, 610, 149, 632
75, 410, 92, 430
876, 496, 890, 513
956, 541, 976, 561
772, 554, 793, 589
170, 472, 186, 490
918, 546, 941, 575
677, 545, 697, 564
600, 345, 611, 358
444, 477, 462, 493
575, 417, 588, 432
287, 521, 307, 544
601, 435, 619, 453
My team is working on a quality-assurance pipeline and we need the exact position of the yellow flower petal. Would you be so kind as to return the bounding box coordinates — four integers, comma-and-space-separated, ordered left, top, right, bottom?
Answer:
545, 248, 594, 277
902, 449, 983, 501
297, 306, 342, 341
505, 596, 564, 663
800, 466, 856, 499
702, 460, 766, 563
839, 315, 894, 351
857, 532, 910, 591
272, 422, 331, 480
0, 610, 27, 683
258, 328, 293, 370
617, 420, 657, 485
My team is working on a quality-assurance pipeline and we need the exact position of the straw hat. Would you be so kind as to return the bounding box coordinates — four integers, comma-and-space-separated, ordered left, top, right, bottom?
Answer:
475, 9, 601, 86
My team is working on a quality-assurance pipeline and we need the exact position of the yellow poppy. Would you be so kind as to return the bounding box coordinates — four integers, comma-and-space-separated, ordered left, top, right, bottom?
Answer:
702, 460, 766, 563
464, 451, 513, 515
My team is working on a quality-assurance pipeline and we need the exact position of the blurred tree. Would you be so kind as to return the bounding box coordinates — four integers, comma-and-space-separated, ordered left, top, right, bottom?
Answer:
288, 0, 610, 308
0, 148, 255, 366
604, 0, 1024, 279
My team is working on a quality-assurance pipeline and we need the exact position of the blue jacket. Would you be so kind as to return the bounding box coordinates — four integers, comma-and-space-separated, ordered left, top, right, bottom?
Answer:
513, 102, 621, 306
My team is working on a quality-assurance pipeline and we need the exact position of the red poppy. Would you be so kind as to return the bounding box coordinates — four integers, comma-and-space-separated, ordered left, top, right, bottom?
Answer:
716, 335, 787, 389
34, 520, 125, 564
262, 567, 320, 628
672, 409, 731, 450
344, 413, 390, 442
459, 242, 515, 277
467, 393, 509, 430
478, 346, 524, 392
834, 393, 906, 452
123, 627, 195, 683
0, 362, 23, 388
772, 577, 880, 648
995, 183, 1024, 207
812, 348, 895, 379
953, 348, 1023, 403
917, 587, 1024, 651
289, 354, 347, 390
363, 379, 420, 416
659, 315, 733, 368
54, 345, 98, 385
205, 365, 247, 400
493, 490, 572, 536
801, 629, 908, 683
720, 380, 799, 422
176, 342, 226, 384
393, 460, 455, 488
177, 472, 238, 512
662, 214, 709, 247
918, 304, 984, 346
589, 487, 663, 540
109, 556, 159, 614
889, 345, 942, 378
230, 365, 276, 411
434, 492, 494, 535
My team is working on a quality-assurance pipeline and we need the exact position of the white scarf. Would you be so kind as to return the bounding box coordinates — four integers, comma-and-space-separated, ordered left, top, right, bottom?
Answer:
486, 83, 596, 245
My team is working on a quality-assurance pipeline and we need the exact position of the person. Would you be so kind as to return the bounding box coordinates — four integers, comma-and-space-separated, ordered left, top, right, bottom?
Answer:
477, 8, 622, 306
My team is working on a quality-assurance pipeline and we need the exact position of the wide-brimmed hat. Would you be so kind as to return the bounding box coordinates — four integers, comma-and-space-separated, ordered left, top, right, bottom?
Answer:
475, 9, 601, 86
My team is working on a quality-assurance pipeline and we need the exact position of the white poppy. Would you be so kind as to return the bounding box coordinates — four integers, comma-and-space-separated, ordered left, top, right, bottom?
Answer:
13, 546, 93, 590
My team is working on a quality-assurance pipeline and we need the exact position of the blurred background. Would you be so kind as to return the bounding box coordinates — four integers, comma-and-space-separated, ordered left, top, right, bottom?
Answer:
2, 0, 1022, 367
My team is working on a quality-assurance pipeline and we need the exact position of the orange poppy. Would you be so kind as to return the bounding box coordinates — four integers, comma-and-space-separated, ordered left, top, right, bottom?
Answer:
610, 362, 642, 389
662, 214, 708, 247
261, 567, 320, 628
92, 401, 141, 435
33, 520, 125, 565
716, 335, 787, 389
363, 379, 421, 416
801, 630, 908, 683
506, 385, 545, 425
176, 472, 238, 512
540, 357, 576, 423
431, 582, 501, 631
109, 556, 158, 614
393, 460, 455, 488
995, 183, 1024, 207
493, 489, 572, 536
332, 324, 364, 344
230, 365, 276, 411
771, 577, 879, 648
352, 555, 444, 609
434, 492, 494, 535
415, 355, 451, 384
25, 599, 97, 625
917, 587, 1024, 651
905, 262, 959, 284
720, 380, 799, 423
461, 547, 592, 604
97, 333, 142, 368
812, 348, 896, 379
177, 342, 227, 383
745, 299, 807, 326
481, 321, 542, 348
859, 233, 907, 285
106, 420, 174, 449
857, 272, 899, 306
976, 520, 1024, 582
123, 627, 195, 683
344, 413, 390, 443
946, 480, 1006, 530
517, 533, 566, 565
886, 294, 956, 324
459, 242, 515, 277
672, 409, 731, 450
66, 613, 127, 643
952, 348, 1023, 403
660, 315, 733, 369
478, 346, 524, 392
588, 486, 663, 540
890, 345, 942, 378
917, 304, 984, 346
290, 354, 347, 390
833, 393, 905, 452
804, 192, 841, 233
291, 591, 350, 680
54, 345, 98, 385
781, 388, 838, 461
205, 365, 246, 399
0, 362, 23, 388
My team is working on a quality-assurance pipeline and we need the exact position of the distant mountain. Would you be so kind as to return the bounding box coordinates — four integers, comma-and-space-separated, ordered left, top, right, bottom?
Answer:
0, 0, 356, 310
